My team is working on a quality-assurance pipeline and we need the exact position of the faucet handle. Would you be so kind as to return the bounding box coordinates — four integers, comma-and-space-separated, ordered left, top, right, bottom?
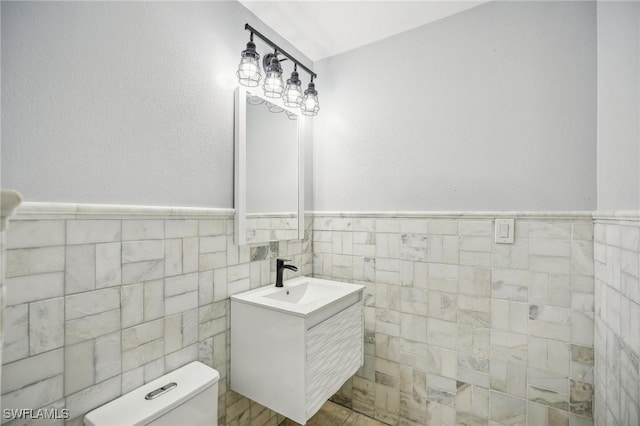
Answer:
277, 258, 291, 265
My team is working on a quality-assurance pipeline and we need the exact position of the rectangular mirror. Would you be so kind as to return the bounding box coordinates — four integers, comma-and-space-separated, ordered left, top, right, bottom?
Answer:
234, 86, 304, 245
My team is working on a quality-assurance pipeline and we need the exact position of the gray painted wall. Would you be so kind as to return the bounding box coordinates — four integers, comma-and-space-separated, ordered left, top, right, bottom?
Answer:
1, 1, 313, 208
313, 1, 597, 211
596, 1, 640, 211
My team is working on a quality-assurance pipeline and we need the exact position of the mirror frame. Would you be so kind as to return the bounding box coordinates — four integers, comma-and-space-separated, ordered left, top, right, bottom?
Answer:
234, 86, 305, 245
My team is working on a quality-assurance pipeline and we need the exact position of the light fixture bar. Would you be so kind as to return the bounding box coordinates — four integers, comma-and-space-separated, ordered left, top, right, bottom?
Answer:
244, 23, 317, 80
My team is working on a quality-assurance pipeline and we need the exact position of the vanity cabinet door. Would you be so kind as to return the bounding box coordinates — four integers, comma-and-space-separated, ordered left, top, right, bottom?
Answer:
305, 302, 364, 419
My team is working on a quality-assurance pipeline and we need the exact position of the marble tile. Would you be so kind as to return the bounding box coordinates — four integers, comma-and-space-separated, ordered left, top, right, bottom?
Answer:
459, 266, 491, 297
65, 376, 120, 420
182, 237, 199, 273
182, 308, 198, 346
122, 240, 164, 263
569, 379, 593, 418
491, 330, 528, 366
29, 297, 64, 354
491, 268, 529, 302
7, 246, 65, 278
65, 340, 95, 395
528, 368, 569, 394
165, 272, 198, 297
165, 220, 197, 239
459, 221, 493, 237
572, 223, 593, 242
122, 259, 163, 285
67, 220, 120, 245
459, 236, 492, 252
489, 391, 526, 425
95, 331, 121, 383
374, 383, 400, 424
165, 343, 198, 370
122, 339, 164, 372
456, 382, 489, 424
5, 271, 64, 305
213, 268, 228, 302
426, 400, 456, 425
426, 318, 457, 350
530, 240, 571, 257
164, 314, 183, 354
65, 244, 96, 293
458, 294, 491, 327
199, 219, 225, 237
122, 319, 164, 351
66, 309, 120, 345
428, 291, 457, 322
3, 304, 29, 363
493, 238, 529, 270
528, 385, 569, 411
164, 238, 183, 276
6, 220, 65, 249
1, 375, 64, 416
426, 346, 457, 379
121, 283, 144, 328
66, 287, 120, 320
571, 311, 594, 346
200, 236, 226, 254
95, 242, 121, 288
122, 367, 144, 394
2, 348, 64, 394
122, 220, 164, 241
572, 241, 595, 277
427, 220, 457, 235
529, 222, 572, 240
490, 359, 526, 399
165, 290, 198, 316
531, 255, 572, 278
529, 305, 571, 342
143, 279, 165, 321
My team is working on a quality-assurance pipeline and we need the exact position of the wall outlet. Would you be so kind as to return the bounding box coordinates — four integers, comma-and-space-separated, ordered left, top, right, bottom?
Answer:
495, 218, 515, 244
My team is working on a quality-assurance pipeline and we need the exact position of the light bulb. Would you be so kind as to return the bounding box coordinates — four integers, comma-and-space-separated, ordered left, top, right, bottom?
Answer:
236, 37, 261, 87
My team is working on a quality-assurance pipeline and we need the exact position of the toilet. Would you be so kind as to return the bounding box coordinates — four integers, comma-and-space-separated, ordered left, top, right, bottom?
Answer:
84, 362, 220, 426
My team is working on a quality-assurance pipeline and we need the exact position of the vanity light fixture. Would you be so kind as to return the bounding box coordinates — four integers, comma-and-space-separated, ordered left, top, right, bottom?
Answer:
301, 77, 320, 117
263, 50, 285, 98
237, 23, 319, 116
283, 64, 303, 108
236, 32, 261, 87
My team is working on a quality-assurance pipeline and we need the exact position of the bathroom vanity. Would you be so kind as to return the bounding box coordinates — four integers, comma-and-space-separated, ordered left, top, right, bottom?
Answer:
230, 277, 364, 424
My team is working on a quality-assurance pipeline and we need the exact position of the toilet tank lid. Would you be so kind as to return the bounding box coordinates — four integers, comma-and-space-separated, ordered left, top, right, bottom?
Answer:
84, 361, 219, 426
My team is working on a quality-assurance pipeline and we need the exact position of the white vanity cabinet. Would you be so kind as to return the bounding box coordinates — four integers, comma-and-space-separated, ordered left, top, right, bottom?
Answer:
230, 277, 364, 424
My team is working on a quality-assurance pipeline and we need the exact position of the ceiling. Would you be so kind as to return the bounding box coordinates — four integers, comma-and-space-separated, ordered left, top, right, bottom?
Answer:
239, 1, 487, 62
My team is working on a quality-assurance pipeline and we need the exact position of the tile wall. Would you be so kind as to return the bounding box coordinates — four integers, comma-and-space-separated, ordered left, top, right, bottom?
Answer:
593, 217, 640, 426
245, 213, 298, 244
312, 214, 596, 426
0, 209, 312, 425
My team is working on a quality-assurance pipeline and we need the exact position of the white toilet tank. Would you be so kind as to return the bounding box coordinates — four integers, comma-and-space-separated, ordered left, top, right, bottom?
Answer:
84, 362, 220, 426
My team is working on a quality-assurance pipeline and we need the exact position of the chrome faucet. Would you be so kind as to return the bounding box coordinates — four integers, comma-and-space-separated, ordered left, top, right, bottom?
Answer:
276, 259, 298, 287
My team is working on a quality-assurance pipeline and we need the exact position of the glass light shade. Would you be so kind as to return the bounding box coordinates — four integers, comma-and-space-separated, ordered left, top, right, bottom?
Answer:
283, 70, 303, 108
301, 82, 320, 116
263, 71, 284, 98
236, 41, 261, 87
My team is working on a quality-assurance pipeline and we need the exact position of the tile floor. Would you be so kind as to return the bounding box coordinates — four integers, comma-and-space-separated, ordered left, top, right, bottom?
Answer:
280, 401, 387, 426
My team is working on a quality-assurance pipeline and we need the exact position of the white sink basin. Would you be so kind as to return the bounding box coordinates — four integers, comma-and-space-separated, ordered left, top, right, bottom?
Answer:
230, 276, 364, 324
264, 281, 346, 304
